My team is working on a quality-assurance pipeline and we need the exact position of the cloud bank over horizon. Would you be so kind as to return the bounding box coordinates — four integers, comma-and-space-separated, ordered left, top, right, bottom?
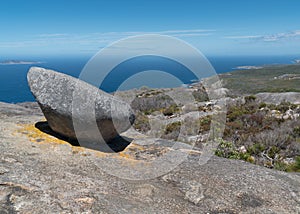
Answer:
2, 29, 300, 57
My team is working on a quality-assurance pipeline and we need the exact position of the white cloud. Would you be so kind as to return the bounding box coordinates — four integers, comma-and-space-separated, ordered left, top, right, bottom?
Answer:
225, 30, 300, 42
36, 29, 215, 40
37, 33, 69, 38
169, 33, 213, 37
0, 29, 215, 53
224, 35, 262, 39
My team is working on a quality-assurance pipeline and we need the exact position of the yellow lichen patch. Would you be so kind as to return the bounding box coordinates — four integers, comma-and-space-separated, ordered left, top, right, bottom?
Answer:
16, 123, 153, 161
116, 150, 143, 164
127, 143, 145, 151
17, 124, 108, 158
115, 152, 146, 166
18, 124, 70, 146
117, 143, 146, 160
119, 152, 133, 159
120, 142, 146, 156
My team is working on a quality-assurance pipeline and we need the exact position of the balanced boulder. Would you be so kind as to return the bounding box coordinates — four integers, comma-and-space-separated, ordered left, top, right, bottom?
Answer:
27, 67, 135, 149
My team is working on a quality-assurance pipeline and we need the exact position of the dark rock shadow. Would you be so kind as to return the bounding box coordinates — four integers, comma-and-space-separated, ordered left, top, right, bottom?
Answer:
35, 121, 132, 153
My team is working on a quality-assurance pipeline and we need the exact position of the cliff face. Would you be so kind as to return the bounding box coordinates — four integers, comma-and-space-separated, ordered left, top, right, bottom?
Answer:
0, 102, 299, 213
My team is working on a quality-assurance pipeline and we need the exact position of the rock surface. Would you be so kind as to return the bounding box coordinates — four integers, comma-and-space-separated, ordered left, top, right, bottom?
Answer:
256, 92, 300, 104
27, 67, 135, 147
0, 102, 299, 213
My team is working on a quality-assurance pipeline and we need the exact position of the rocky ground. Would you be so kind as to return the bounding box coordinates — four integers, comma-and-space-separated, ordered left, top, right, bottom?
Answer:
0, 101, 299, 213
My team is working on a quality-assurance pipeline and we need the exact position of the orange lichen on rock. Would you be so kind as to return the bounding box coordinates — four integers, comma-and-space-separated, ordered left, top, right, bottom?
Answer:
18, 124, 69, 146
16, 124, 152, 161
17, 123, 108, 158
118, 152, 133, 159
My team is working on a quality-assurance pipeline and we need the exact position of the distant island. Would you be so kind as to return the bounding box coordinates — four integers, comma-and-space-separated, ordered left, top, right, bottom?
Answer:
0, 60, 43, 65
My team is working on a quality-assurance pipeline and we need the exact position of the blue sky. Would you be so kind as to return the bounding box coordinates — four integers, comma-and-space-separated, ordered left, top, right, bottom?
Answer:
1, 0, 300, 57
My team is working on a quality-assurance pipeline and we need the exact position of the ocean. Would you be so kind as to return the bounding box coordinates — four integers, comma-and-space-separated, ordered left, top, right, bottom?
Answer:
0, 55, 299, 103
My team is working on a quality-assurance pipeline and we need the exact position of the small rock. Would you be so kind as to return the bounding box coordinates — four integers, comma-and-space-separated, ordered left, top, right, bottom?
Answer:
0, 167, 9, 175
183, 180, 205, 205
74, 197, 95, 204
239, 146, 247, 154
1, 157, 17, 163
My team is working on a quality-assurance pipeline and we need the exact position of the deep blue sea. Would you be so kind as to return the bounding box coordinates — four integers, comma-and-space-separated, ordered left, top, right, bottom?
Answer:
1, 55, 300, 103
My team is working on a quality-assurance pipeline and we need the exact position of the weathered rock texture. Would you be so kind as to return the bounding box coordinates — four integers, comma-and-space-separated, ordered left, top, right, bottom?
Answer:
27, 67, 135, 145
0, 102, 299, 213
256, 92, 300, 104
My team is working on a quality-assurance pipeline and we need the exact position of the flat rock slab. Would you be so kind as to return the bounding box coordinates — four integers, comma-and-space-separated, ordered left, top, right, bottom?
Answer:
27, 67, 135, 149
256, 92, 300, 104
0, 102, 299, 213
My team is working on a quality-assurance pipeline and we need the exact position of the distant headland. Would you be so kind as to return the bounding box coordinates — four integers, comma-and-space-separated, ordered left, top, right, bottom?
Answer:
294, 59, 300, 64
0, 60, 43, 65
234, 65, 264, 70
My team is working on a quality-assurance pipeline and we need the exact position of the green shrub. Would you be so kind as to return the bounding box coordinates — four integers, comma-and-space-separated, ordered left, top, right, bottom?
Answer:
199, 115, 212, 132
274, 161, 289, 171
268, 146, 280, 159
275, 101, 291, 113
162, 121, 182, 140
215, 139, 254, 162
245, 95, 256, 103
192, 90, 209, 102
292, 126, 300, 137
224, 120, 245, 137
164, 121, 181, 135
290, 103, 298, 110
214, 98, 300, 172
162, 104, 180, 116
259, 102, 267, 108
143, 109, 156, 115
227, 106, 249, 122
247, 143, 266, 156
273, 156, 300, 172
133, 111, 150, 133
266, 103, 277, 110
287, 156, 300, 172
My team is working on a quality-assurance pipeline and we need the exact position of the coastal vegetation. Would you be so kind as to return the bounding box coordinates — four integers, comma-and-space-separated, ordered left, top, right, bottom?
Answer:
129, 65, 300, 172
218, 64, 300, 96
216, 96, 300, 172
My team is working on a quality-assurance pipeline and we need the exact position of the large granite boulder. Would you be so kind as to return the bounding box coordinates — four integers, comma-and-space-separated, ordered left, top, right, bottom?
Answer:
27, 67, 135, 148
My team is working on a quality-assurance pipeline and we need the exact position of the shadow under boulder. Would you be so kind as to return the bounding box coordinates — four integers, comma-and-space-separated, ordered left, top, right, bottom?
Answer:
35, 121, 132, 153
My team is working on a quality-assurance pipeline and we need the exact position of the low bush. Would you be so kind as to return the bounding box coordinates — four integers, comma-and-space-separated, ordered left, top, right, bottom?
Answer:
192, 90, 209, 102
164, 121, 181, 135
161, 104, 180, 116
244, 95, 256, 103
286, 156, 300, 172
162, 121, 182, 140
133, 111, 151, 133
259, 102, 267, 108
199, 115, 212, 132
292, 126, 300, 137
215, 139, 251, 161
275, 101, 291, 113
